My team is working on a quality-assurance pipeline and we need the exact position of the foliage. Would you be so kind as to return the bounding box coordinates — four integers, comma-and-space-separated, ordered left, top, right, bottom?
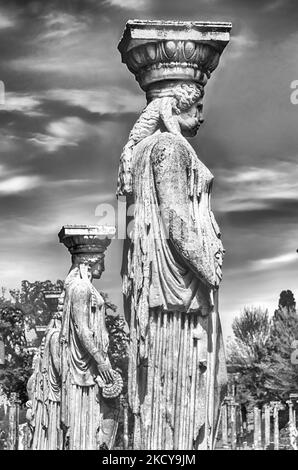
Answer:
263, 290, 298, 401
106, 316, 129, 378
229, 307, 271, 364
0, 280, 63, 403
227, 307, 271, 405
10, 279, 64, 327
228, 291, 298, 407
100, 291, 129, 391
0, 294, 34, 403
0, 426, 8, 450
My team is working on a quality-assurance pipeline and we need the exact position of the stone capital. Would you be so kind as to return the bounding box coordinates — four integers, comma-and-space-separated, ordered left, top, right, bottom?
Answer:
118, 19, 232, 90
58, 224, 116, 256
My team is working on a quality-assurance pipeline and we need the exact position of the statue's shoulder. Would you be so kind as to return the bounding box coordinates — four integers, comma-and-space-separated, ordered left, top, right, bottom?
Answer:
151, 131, 187, 147
150, 132, 191, 168
69, 278, 92, 299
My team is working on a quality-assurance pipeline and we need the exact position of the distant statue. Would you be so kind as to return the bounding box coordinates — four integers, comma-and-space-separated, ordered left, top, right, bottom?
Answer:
26, 293, 64, 450
289, 421, 298, 450
117, 21, 232, 450
59, 225, 122, 450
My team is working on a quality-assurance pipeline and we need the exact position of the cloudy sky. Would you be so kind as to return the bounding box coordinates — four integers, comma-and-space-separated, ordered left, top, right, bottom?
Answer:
0, 0, 298, 338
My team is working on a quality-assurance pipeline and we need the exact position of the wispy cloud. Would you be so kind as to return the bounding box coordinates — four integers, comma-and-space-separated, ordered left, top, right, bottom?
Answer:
262, 0, 286, 12
103, 0, 150, 10
249, 252, 298, 272
7, 17, 116, 81
3, 92, 42, 115
0, 163, 43, 196
216, 161, 298, 212
225, 31, 257, 60
29, 116, 94, 152
0, 176, 42, 195
0, 9, 17, 30
44, 87, 144, 114
40, 12, 88, 41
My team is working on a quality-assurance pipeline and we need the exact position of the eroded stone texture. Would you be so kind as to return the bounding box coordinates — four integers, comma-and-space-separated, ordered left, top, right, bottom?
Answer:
26, 290, 64, 450
27, 225, 122, 450
118, 20, 231, 450
58, 225, 121, 450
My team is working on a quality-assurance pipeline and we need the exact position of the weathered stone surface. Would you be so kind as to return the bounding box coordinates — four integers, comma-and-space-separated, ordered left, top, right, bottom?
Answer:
118, 20, 232, 90
59, 224, 121, 450
27, 225, 121, 450
118, 20, 231, 450
26, 288, 64, 450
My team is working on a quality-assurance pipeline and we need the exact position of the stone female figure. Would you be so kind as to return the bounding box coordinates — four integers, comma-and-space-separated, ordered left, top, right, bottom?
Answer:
59, 227, 120, 450
26, 294, 64, 450
119, 81, 227, 450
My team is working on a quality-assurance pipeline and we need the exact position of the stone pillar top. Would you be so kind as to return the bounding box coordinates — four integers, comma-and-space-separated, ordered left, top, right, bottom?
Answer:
118, 19, 232, 90
44, 290, 64, 321
44, 290, 62, 301
44, 289, 62, 311
58, 225, 116, 255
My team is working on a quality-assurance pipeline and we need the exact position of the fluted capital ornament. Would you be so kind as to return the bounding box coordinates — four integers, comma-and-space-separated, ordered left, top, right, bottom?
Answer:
58, 225, 115, 256
118, 20, 232, 91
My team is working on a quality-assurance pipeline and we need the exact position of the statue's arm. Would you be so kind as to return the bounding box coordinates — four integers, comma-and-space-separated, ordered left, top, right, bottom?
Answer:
49, 332, 60, 375
26, 373, 35, 402
71, 283, 110, 369
152, 134, 218, 288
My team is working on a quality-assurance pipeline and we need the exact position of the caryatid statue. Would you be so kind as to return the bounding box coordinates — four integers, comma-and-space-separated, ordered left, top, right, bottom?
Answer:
58, 225, 123, 450
26, 289, 64, 450
117, 20, 232, 450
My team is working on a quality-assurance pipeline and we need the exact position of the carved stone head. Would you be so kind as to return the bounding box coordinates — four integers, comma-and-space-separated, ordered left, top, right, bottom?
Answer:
177, 98, 204, 137
58, 225, 115, 280
147, 80, 205, 137
173, 82, 204, 137
74, 253, 105, 279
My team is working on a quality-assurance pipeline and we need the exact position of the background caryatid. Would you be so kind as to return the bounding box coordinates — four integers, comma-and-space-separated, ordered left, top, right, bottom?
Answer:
27, 225, 123, 450
117, 20, 232, 450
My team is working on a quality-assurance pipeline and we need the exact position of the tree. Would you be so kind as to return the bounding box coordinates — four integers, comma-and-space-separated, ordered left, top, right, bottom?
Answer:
228, 291, 298, 406
0, 293, 34, 403
100, 291, 129, 390
230, 307, 271, 364
227, 307, 271, 405
0, 280, 63, 403
264, 290, 298, 401
10, 279, 64, 328
100, 291, 130, 449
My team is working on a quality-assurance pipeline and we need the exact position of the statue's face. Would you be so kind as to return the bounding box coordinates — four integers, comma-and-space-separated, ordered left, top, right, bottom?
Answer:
177, 99, 204, 137
90, 257, 104, 279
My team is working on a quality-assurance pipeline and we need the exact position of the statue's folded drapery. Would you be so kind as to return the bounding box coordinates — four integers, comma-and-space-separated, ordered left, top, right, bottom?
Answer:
60, 268, 117, 450
122, 131, 227, 450
29, 322, 62, 450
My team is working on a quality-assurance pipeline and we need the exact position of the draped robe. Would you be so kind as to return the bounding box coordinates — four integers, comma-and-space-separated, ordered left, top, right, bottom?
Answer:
29, 320, 62, 450
60, 268, 118, 450
122, 130, 227, 450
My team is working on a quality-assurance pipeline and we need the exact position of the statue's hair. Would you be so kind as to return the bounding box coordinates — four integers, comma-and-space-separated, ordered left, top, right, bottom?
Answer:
171, 82, 203, 111
117, 82, 204, 196
71, 253, 104, 266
